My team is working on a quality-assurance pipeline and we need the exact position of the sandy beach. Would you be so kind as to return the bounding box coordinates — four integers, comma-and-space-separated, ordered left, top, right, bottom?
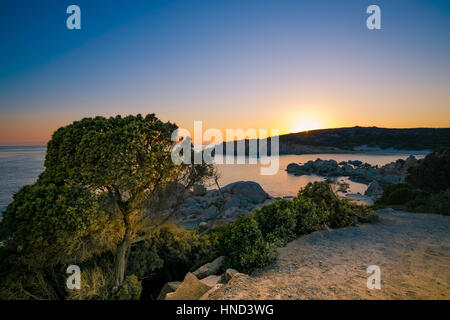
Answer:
210, 209, 450, 299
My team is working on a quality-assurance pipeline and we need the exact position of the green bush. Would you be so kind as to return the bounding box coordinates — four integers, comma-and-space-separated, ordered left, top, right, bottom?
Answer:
386, 187, 416, 205
379, 183, 418, 205
291, 196, 327, 235
406, 147, 450, 193
405, 189, 450, 216
298, 181, 358, 228
219, 215, 278, 273
427, 189, 450, 215
254, 200, 297, 245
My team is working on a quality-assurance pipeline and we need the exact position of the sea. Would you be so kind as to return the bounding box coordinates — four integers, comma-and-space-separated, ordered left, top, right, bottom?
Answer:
0, 146, 427, 214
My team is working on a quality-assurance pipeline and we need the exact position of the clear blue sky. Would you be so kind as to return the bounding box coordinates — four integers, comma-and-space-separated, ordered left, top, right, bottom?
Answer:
0, 0, 449, 145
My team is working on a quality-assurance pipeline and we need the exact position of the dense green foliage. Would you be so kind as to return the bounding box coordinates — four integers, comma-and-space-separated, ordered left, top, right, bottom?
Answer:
406, 147, 450, 193
377, 148, 450, 216
219, 215, 279, 273
0, 114, 214, 300
217, 181, 376, 273
380, 183, 418, 205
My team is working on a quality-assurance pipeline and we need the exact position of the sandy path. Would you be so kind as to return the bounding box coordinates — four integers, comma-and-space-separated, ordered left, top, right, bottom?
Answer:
211, 209, 450, 299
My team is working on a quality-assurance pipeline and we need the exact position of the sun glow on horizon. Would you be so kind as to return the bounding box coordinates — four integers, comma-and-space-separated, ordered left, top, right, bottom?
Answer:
291, 117, 322, 133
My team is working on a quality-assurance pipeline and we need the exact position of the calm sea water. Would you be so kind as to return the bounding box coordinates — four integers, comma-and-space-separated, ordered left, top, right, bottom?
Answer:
0, 146, 425, 213
0, 146, 46, 213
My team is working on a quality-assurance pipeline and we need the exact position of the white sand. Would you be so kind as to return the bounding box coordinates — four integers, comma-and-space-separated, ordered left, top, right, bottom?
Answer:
211, 209, 450, 299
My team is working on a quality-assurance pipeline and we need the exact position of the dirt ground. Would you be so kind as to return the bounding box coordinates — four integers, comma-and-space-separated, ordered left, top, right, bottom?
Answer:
210, 209, 450, 300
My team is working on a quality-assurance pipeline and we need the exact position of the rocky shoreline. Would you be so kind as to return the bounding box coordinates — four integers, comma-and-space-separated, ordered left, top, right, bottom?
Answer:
177, 181, 285, 228
286, 155, 419, 198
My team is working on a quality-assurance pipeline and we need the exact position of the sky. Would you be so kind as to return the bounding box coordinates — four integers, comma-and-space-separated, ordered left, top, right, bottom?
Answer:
0, 0, 450, 145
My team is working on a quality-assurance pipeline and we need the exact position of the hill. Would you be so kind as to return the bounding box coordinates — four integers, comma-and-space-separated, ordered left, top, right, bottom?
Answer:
216, 127, 450, 156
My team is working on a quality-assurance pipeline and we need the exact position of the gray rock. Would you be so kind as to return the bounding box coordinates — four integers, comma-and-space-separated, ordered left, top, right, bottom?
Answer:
286, 163, 302, 173
364, 180, 384, 198
200, 275, 221, 287
192, 256, 225, 279
165, 273, 211, 300
225, 268, 239, 282
157, 281, 181, 300
221, 181, 269, 204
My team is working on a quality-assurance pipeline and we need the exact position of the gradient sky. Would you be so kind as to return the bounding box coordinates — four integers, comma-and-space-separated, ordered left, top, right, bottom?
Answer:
1, 0, 450, 145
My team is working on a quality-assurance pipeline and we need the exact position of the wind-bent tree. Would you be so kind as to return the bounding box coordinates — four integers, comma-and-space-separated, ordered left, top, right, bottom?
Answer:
38, 114, 215, 288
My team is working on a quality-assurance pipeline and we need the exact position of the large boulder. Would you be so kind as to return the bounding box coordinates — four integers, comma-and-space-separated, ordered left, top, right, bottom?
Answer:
192, 256, 225, 279
199, 284, 224, 300
402, 155, 418, 171
364, 180, 384, 198
221, 181, 269, 204
225, 268, 239, 282
165, 273, 211, 300
200, 275, 221, 287
157, 281, 181, 300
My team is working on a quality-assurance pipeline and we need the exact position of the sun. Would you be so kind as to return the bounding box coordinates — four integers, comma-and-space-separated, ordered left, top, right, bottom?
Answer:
292, 118, 321, 133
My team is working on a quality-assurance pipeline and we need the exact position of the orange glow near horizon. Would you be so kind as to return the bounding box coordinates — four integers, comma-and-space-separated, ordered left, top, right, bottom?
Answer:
291, 117, 322, 133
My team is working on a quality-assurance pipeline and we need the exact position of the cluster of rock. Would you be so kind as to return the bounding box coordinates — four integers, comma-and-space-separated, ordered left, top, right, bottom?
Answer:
177, 181, 280, 228
158, 256, 245, 300
286, 155, 419, 198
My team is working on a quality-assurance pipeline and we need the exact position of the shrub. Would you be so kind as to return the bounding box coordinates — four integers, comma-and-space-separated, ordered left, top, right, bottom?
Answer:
254, 200, 297, 245
219, 215, 278, 273
406, 189, 450, 216
427, 189, 450, 216
386, 187, 416, 205
379, 183, 417, 205
407, 147, 450, 193
298, 181, 358, 228
67, 261, 114, 300
291, 196, 327, 234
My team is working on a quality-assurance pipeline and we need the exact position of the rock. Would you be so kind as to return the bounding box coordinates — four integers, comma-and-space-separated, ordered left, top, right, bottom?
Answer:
193, 184, 207, 196
179, 198, 202, 216
165, 273, 210, 300
225, 268, 239, 281
286, 163, 302, 173
200, 275, 221, 287
349, 160, 363, 166
192, 256, 225, 279
403, 155, 418, 171
221, 181, 269, 204
286, 156, 415, 191
199, 284, 224, 300
364, 180, 384, 198
157, 281, 181, 300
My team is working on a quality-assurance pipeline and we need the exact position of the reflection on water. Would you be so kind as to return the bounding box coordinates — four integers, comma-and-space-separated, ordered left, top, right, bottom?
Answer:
0, 147, 425, 213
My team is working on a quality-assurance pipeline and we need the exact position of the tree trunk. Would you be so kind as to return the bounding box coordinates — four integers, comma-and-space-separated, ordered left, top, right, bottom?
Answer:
114, 238, 130, 288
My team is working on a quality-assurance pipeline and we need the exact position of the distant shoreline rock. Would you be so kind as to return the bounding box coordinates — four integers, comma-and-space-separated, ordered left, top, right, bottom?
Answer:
286, 155, 419, 196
